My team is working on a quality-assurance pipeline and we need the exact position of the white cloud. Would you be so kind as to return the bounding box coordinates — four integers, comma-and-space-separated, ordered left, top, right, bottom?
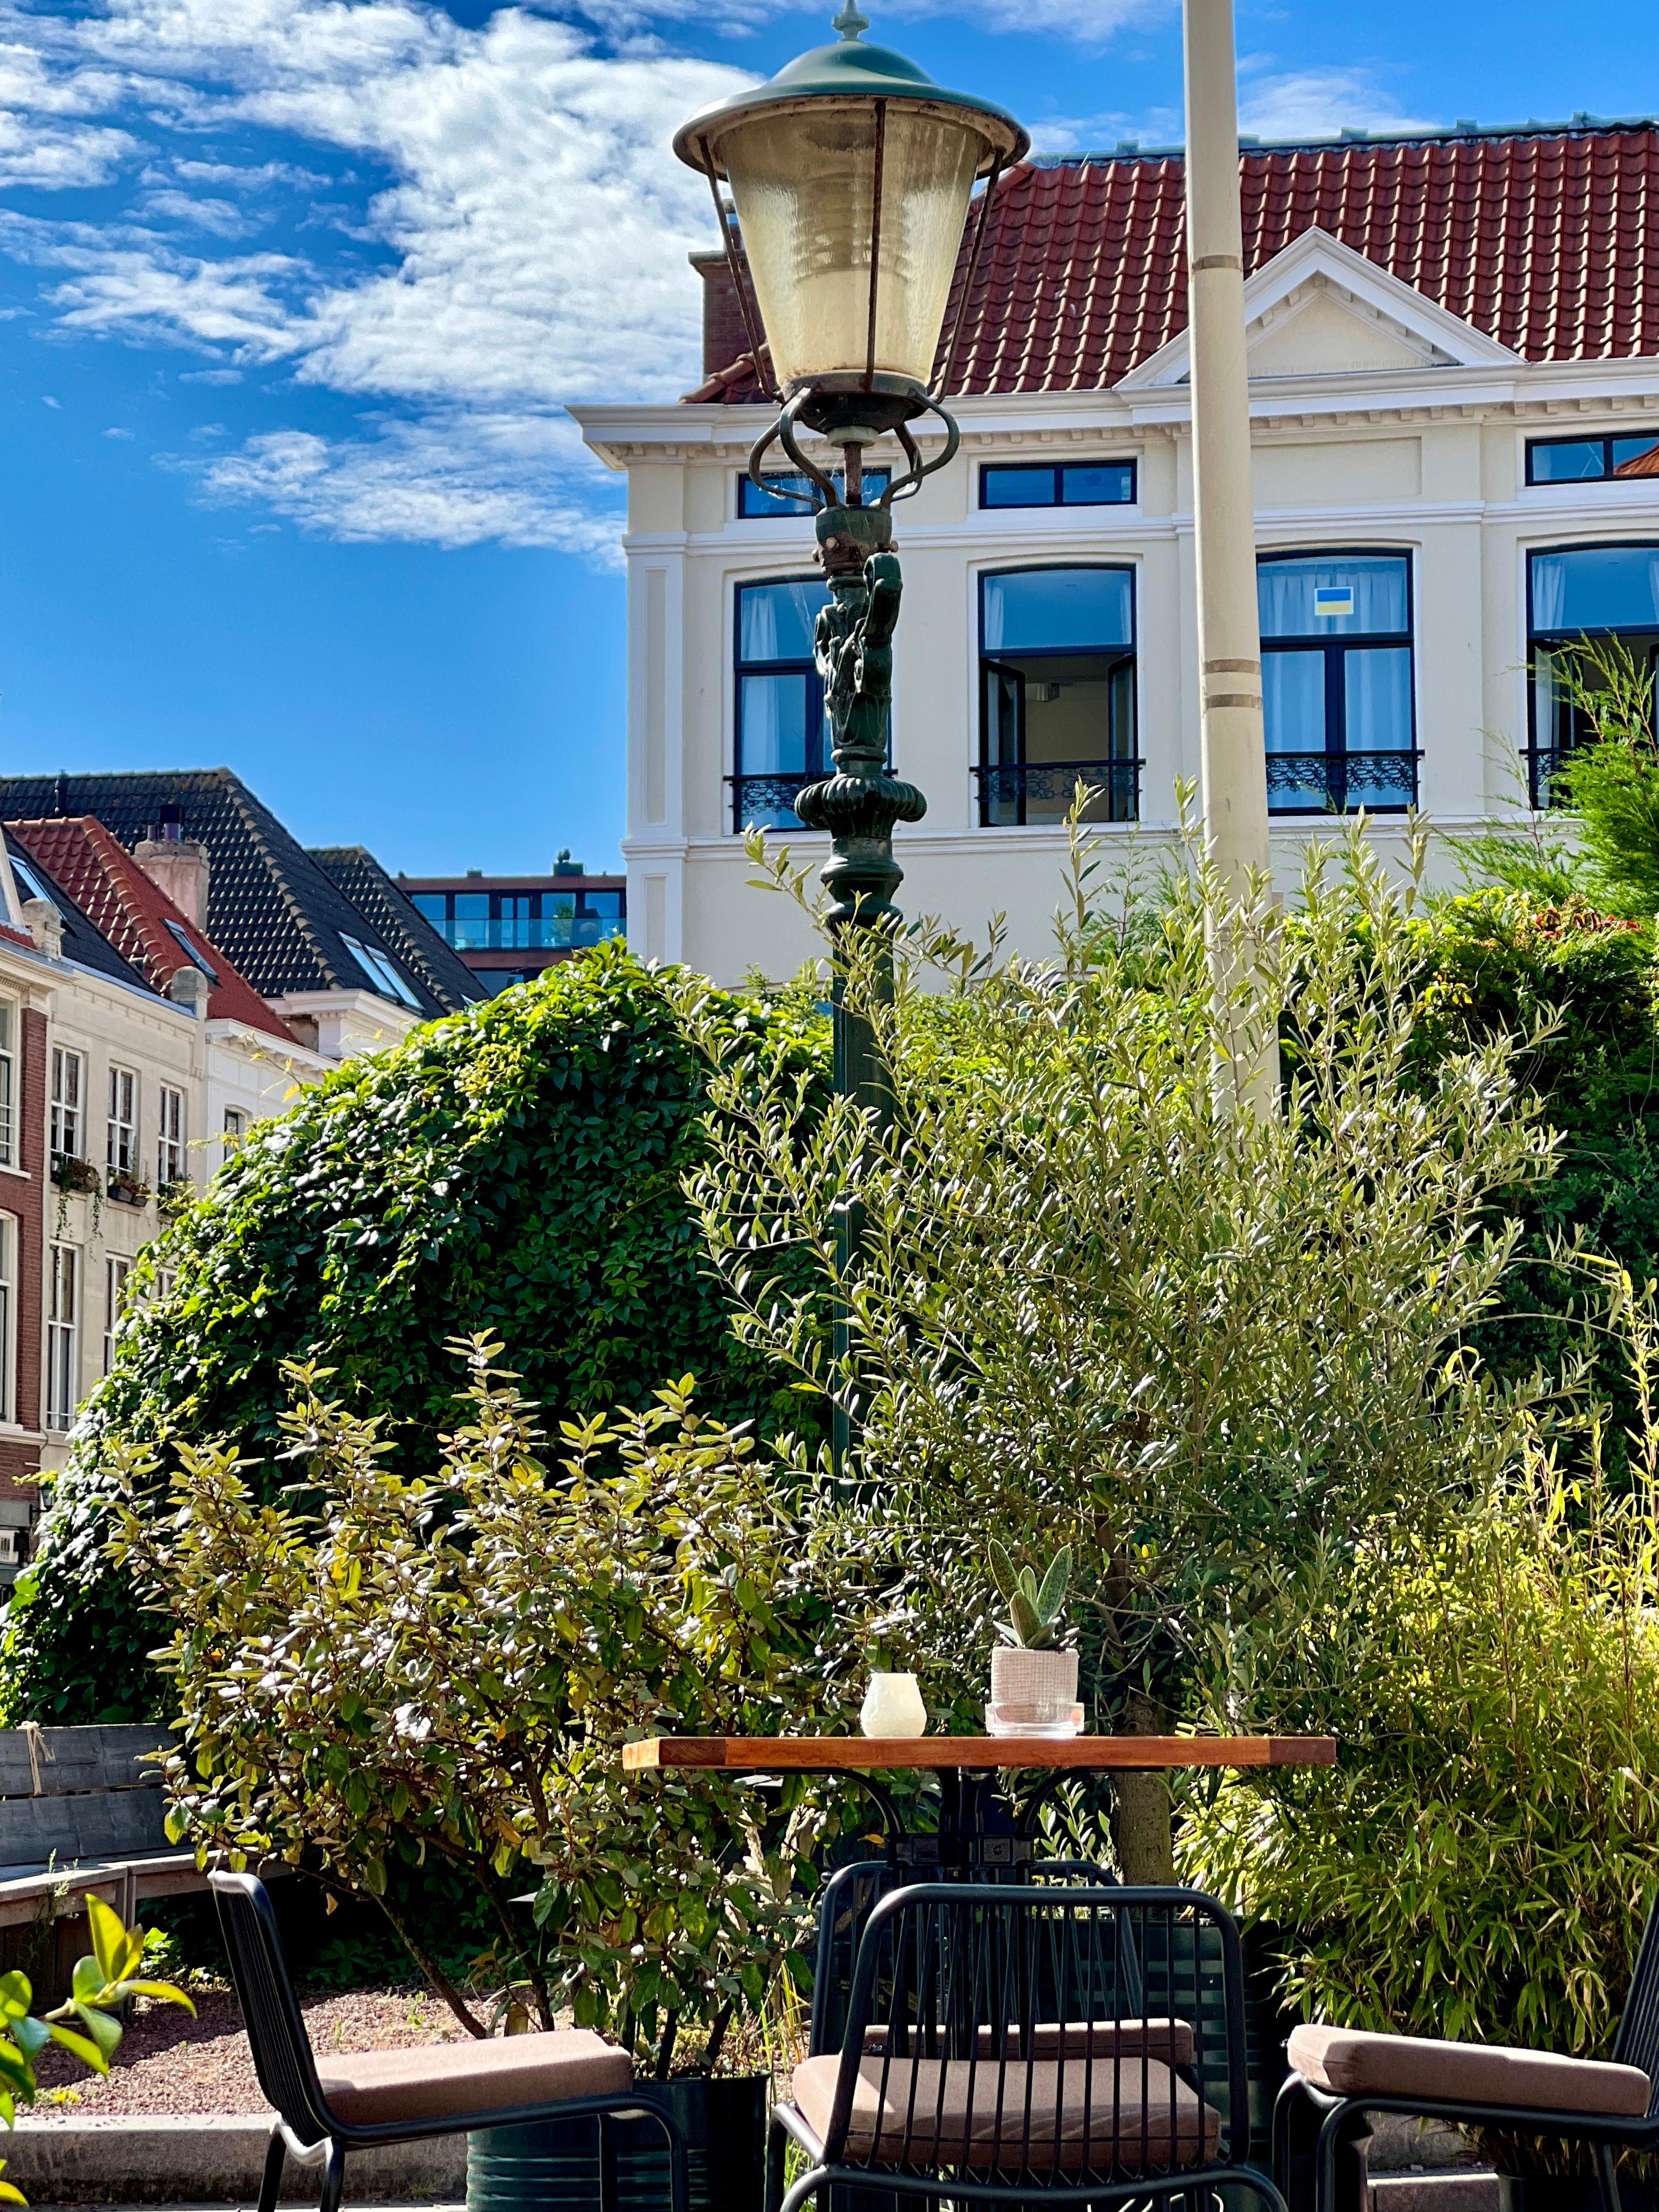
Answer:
102, 423, 134, 435
190, 413, 623, 552
1237, 61, 1437, 141
0, 0, 755, 550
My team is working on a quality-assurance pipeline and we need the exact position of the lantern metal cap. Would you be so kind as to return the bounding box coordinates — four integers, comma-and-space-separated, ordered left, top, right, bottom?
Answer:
672, 9, 1029, 176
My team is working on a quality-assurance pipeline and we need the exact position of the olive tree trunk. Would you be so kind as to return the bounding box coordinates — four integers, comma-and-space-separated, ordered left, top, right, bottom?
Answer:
1111, 1687, 1175, 1884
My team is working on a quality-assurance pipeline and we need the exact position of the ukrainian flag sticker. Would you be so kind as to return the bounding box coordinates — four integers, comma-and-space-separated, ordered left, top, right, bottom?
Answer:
1313, 585, 1355, 618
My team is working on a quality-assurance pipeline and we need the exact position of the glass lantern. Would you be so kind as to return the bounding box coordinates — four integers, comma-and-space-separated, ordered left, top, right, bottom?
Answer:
674, 10, 1028, 414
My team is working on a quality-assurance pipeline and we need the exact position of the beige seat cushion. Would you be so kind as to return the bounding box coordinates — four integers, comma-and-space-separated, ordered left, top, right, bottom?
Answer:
861, 2020, 1196, 2067
317, 2028, 633, 2127
791, 2051, 1221, 2171
1287, 2026, 1650, 2119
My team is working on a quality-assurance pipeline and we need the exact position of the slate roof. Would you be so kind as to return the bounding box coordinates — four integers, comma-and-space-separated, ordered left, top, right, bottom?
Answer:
686, 117, 1659, 402
7, 817, 297, 1042
0, 771, 479, 1018
3, 832, 157, 997
309, 847, 480, 1014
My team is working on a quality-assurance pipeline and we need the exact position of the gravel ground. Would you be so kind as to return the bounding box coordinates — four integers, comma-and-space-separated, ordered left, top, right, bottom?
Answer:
28, 1990, 466, 2120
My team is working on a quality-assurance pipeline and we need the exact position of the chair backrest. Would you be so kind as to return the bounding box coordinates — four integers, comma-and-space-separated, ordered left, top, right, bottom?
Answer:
1613, 1890, 1659, 2114
818, 1881, 1250, 2186
210, 1871, 334, 2145
810, 1857, 1124, 2057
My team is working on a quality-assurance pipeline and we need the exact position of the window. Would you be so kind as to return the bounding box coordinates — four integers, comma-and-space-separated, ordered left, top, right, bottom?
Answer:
978, 567, 1139, 825
104, 1254, 131, 1375
0, 1001, 17, 1171
157, 1085, 186, 1187
46, 1244, 78, 1433
981, 461, 1136, 510
1258, 552, 1417, 814
223, 1106, 248, 1150
49, 1047, 83, 1160
1527, 434, 1659, 486
737, 470, 891, 518
340, 933, 421, 1010
163, 918, 218, 983
107, 1067, 137, 1177
1527, 543, 1659, 805
733, 577, 832, 832
0, 1215, 16, 1424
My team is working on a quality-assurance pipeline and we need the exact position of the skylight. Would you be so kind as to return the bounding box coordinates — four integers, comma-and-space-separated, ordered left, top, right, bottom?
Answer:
342, 933, 420, 1009
164, 917, 219, 984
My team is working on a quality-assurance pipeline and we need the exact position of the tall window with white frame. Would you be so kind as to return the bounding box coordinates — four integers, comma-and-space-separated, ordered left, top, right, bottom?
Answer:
0, 1215, 16, 1425
1527, 543, 1659, 805
49, 1047, 83, 1162
1258, 552, 1418, 814
107, 1066, 137, 1181
978, 566, 1139, 826
157, 1085, 186, 1188
46, 1243, 78, 1433
104, 1253, 131, 1375
0, 1003, 16, 1172
731, 576, 831, 832
222, 1106, 248, 1151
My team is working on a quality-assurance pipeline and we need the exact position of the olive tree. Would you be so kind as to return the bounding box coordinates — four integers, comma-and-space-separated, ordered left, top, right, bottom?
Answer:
676, 812, 1558, 1880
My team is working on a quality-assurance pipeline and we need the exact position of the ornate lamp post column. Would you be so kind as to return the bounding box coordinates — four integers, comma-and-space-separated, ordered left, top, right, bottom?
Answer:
676, 13, 1026, 1459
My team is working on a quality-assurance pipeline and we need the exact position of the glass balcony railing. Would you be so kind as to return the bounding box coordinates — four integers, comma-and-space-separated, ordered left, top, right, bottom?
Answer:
439, 915, 625, 952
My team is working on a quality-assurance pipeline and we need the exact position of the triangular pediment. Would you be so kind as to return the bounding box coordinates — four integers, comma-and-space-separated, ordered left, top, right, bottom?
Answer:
1117, 226, 1520, 389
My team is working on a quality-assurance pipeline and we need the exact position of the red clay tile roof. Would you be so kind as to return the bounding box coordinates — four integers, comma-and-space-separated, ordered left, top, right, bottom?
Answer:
6, 817, 298, 1042
692, 120, 1659, 402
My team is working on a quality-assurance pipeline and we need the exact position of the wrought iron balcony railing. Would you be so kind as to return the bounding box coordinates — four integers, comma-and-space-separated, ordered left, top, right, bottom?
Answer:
1264, 749, 1420, 814
730, 773, 815, 832
1522, 746, 1569, 811
974, 758, 1142, 826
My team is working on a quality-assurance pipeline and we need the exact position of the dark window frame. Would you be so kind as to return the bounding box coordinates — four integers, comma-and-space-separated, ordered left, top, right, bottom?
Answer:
1525, 434, 1659, 487
737, 470, 891, 519
731, 573, 830, 834
975, 561, 1141, 827
1258, 547, 1419, 816
1525, 538, 1659, 806
979, 460, 1138, 511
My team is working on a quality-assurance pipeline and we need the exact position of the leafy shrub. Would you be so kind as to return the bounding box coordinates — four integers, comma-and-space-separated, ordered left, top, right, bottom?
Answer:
1414, 893, 1659, 1432
116, 1341, 833, 2064
4, 947, 825, 1724
1181, 1271, 1659, 2133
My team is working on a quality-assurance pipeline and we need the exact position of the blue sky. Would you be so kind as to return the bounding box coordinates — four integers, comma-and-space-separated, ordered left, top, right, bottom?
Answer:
0, 0, 1650, 874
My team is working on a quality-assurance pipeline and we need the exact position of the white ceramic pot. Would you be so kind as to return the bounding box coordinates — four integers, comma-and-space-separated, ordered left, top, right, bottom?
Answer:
860, 1672, 928, 1738
987, 1645, 1080, 1736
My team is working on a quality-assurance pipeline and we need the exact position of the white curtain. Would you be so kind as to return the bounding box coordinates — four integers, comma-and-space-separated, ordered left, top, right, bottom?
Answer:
1529, 553, 1567, 631
1344, 647, 1412, 753
1258, 557, 1407, 640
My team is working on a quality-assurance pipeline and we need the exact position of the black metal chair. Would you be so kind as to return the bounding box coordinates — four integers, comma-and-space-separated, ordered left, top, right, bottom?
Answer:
772, 1878, 1287, 2212
1273, 1893, 1659, 2212
210, 1871, 689, 2212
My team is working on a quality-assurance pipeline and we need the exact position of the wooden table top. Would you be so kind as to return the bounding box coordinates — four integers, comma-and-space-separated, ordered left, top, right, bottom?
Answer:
622, 1734, 1336, 1775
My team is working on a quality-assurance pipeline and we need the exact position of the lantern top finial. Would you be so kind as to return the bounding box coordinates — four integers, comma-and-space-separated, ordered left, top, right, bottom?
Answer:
831, 1, 870, 39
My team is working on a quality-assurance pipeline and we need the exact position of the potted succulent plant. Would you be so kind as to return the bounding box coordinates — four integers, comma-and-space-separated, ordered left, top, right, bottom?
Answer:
986, 1542, 1081, 1736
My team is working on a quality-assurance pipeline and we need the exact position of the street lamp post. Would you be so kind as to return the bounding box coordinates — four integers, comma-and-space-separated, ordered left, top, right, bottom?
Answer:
675, 11, 1026, 1459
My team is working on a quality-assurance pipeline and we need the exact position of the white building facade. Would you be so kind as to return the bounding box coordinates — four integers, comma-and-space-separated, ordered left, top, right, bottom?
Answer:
577, 124, 1659, 985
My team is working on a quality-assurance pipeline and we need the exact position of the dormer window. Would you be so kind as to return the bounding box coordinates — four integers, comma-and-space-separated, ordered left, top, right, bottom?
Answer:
342, 933, 420, 1009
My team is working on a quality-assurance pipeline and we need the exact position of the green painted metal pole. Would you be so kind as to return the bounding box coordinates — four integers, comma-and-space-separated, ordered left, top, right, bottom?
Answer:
795, 497, 926, 1469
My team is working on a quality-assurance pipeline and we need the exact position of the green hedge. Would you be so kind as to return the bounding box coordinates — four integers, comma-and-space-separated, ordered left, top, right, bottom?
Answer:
2, 946, 826, 1722
1414, 892, 1659, 1423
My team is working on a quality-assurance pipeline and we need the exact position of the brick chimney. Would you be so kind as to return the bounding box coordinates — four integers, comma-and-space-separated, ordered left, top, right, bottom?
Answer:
134, 805, 210, 927
690, 246, 753, 381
